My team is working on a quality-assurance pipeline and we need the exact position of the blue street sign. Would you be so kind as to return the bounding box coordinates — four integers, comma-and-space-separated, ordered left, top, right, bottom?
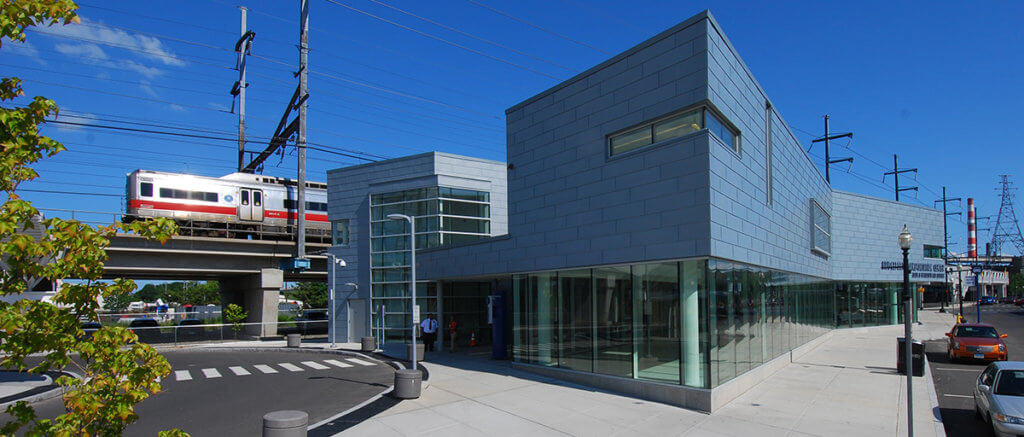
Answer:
972, 266, 983, 274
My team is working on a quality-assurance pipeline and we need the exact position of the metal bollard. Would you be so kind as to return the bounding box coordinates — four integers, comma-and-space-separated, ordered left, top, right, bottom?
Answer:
286, 333, 301, 348
393, 369, 422, 399
263, 410, 308, 437
361, 336, 376, 352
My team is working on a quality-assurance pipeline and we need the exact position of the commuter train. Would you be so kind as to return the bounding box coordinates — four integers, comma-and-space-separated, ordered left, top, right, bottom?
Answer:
124, 170, 330, 241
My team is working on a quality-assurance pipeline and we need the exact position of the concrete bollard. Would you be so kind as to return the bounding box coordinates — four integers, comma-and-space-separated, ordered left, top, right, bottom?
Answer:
263, 410, 308, 437
361, 336, 376, 352
286, 333, 301, 348
393, 369, 422, 399
407, 343, 424, 362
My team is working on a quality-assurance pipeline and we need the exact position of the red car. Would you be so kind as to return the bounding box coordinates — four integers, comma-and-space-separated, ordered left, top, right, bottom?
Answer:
1015, 297, 1024, 306
946, 323, 1008, 363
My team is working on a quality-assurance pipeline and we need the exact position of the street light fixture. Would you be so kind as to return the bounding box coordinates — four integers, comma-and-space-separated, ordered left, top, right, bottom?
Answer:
387, 213, 418, 371
326, 254, 346, 349
898, 224, 914, 437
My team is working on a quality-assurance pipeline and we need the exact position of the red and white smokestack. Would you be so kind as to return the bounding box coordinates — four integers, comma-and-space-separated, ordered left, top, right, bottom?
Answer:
968, 197, 977, 258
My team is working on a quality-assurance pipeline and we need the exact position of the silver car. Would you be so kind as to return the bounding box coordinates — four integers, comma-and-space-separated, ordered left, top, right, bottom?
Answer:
975, 361, 1024, 436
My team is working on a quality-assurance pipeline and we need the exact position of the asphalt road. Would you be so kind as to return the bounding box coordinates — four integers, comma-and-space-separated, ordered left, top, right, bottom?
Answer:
927, 303, 1024, 437
13, 349, 396, 436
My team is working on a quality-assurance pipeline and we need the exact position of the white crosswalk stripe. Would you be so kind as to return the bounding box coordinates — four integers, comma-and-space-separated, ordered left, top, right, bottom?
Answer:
301, 361, 329, 370
324, 359, 352, 368
279, 363, 303, 372
202, 368, 222, 378
346, 358, 375, 366
254, 364, 278, 374
174, 370, 192, 381
229, 366, 251, 376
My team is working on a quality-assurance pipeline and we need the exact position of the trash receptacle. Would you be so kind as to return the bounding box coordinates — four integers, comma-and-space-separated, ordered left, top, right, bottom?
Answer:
897, 337, 925, 377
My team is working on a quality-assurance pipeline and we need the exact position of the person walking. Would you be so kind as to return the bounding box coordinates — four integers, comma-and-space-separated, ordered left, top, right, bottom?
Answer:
448, 316, 459, 352
420, 314, 438, 353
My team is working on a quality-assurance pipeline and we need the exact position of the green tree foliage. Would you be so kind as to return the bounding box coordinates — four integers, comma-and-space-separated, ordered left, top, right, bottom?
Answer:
1011, 272, 1024, 296
103, 286, 133, 312
285, 281, 327, 309
0, 2, 186, 434
223, 303, 247, 337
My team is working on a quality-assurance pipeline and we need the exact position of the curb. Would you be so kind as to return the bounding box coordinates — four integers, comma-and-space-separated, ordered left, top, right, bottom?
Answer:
0, 371, 77, 409
923, 355, 947, 437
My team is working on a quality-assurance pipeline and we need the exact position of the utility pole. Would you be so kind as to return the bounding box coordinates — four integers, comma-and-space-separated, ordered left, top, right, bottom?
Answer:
935, 186, 962, 313
884, 154, 917, 202
232, 7, 255, 172
296, 0, 309, 261
810, 115, 853, 184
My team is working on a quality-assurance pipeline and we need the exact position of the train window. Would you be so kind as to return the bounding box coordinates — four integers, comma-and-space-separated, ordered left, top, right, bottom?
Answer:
140, 183, 153, 197
205, 192, 218, 202
159, 188, 172, 198
283, 199, 296, 210
253, 192, 262, 206
241, 190, 249, 206
189, 192, 205, 201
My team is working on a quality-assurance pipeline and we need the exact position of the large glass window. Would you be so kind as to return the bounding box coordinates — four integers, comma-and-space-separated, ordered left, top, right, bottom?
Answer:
558, 269, 593, 372
593, 266, 633, 378
609, 107, 739, 156
923, 244, 943, 259
331, 219, 350, 246
635, 262, 680, 384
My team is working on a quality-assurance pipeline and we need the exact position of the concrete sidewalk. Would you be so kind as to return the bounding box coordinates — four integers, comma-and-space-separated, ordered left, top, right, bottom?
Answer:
344, 309, 955, 436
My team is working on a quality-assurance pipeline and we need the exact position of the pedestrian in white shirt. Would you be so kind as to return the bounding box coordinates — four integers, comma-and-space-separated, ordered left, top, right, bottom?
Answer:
420, 314, 438, 353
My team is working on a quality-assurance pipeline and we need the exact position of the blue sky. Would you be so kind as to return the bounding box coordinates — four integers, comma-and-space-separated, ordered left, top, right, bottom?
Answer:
4, 0, 1023, 257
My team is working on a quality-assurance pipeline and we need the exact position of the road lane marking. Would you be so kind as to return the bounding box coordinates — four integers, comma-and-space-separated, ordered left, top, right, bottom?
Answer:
229, 366, 251, 376
201, 368, 222, 378
936, 367, 981, 372
324, 359, 352, 368
279, 363, 303, 372
174, 370, 192, 381
944, 394, 972, 398
301, 361, 329, 370
254, 364, 277, 374
346, 358, 375, 366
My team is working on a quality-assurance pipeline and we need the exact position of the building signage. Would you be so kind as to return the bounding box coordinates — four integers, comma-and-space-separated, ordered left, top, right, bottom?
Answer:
880, 261, 945, 279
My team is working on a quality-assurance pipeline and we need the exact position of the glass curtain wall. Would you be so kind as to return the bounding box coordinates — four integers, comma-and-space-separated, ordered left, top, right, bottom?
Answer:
369, 187, 491, 342
835, 282, 901, 328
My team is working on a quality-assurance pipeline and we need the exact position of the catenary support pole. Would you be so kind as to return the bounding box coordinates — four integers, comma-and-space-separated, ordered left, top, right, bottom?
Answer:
296, 0, 309, 260
237, 7, 247, 171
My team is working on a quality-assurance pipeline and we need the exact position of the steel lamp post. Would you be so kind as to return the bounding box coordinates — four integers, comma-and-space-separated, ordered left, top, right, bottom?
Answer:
899, 224, 914, 437
387, 213, 417, 371
326, 254, 346, 348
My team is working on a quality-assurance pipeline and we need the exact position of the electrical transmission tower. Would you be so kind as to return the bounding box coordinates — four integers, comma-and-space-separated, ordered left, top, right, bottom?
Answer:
990, 175, 1024, 256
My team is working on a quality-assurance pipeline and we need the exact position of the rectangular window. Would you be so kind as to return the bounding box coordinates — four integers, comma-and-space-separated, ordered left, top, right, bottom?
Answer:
810, 200, 831, 256
765, 102, 773, 206
332, 219, 350, 246
924, 244, 943, 259
253, 191, 262, 207
140, 182, 153, 197
159, 188, 172, 198
608, 106, 739, 157
241, 190, 249, 206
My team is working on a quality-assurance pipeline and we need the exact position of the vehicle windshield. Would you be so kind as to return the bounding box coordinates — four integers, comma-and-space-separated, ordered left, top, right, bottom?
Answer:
996, 371, 1024, 396
956, 326, 999, 338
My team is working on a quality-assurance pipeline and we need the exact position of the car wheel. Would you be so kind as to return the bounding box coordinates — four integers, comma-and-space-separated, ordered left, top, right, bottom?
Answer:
948, 348, 958, 364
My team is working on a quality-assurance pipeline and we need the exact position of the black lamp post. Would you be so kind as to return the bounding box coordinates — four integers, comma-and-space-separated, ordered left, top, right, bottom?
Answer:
898, 224, 914, 437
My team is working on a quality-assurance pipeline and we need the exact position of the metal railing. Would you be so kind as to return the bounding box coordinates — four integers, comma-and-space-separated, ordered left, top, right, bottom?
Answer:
84, 320, 331, 346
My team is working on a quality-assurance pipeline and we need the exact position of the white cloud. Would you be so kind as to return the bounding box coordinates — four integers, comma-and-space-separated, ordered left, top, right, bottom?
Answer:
138, 80, 158, 98
121, 60, 164, 79
48, 18, 186, 67
51, 110, 97, 132
2, 40, 46, 65
54, 42, 108, 61
169, 104, 186, 113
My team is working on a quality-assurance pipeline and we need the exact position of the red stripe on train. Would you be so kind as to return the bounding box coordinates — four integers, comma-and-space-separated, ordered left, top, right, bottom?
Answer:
129, 200, 329, 222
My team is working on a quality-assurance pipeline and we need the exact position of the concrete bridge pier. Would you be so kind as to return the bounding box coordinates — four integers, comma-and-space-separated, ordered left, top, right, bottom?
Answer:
220, 268, 283, 338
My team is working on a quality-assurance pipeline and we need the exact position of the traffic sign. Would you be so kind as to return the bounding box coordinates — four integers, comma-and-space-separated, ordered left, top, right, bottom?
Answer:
412, 305, 421, 325
972, 266, 983, 274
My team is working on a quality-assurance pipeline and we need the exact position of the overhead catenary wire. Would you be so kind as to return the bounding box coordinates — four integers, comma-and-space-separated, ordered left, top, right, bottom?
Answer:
322, 0, 564, 81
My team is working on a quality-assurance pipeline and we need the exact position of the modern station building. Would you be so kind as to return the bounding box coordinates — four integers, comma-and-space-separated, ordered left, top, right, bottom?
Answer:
327, 10, 946, 412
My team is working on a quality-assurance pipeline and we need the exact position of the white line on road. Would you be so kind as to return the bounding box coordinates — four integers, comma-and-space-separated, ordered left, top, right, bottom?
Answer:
944, 394, 973, 398
324, 359, 352, 368
174, 370, 192, 381
302, 361, 329, 370
253, 364, 277, 374
279, 363, 303, 372
229, 366, 251, 376
202, 368, 222, 379
346, 358, 375, 366
936, 367, 981, 372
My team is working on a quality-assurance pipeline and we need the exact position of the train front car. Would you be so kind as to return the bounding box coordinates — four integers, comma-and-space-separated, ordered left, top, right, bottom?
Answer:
124, 170, 329, 242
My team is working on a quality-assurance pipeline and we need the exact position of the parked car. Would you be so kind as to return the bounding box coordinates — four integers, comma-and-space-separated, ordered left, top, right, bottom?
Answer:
974, 361, 1024, 436
80, 321, 102, 340
128, 318, 161, 343
999, 297, 1016, 304
948, 323, 1009, 363
982, 296, 999, 305
299, 311, 328, 335
1015, 297, 1024, 306
176, 319, 204, 341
